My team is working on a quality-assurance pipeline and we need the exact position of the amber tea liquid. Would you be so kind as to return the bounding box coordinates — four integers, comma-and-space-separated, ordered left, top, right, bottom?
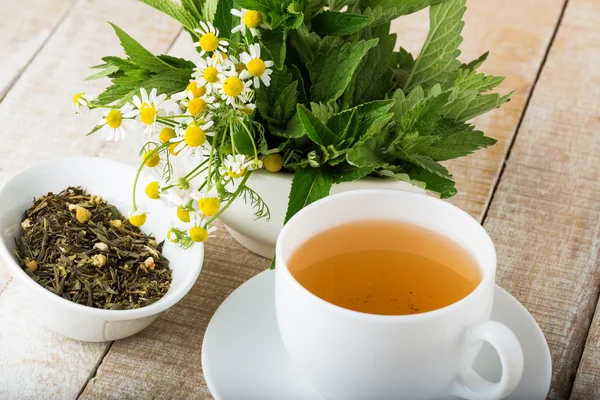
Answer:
288, 220, 481, 315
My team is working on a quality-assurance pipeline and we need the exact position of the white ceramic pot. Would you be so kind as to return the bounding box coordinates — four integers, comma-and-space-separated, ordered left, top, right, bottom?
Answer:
220, 170, 425, 258
0, 157, 204, 342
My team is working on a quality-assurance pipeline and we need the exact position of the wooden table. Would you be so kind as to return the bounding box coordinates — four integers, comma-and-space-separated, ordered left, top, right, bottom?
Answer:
0, 0, 598, 398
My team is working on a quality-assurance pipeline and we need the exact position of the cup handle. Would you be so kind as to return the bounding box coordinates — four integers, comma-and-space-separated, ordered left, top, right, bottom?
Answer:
449, 320, 524, 400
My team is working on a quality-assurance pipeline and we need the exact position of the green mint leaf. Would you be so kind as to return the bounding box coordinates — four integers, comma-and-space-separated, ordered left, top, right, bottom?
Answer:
281, 112, 307, 138
327, 109, 358, 147
289, 64, 307, 104
109, 23, 175, 73
390, 86, 423, 121
284, 167, 333, 223
311, 11, 374, 36
213, 0, 235, 38
421, 120, 497, 161
401, 90, 451, 135
181, 0, 203, 22
85, 65, 119, 81
289, 26, 320, 65
101, 56, 140, 72
95, 85, 140, 106
232, 123, 255, 156
394, 150, 452, 180
453, 67, 504, 93
262, 27, 287, 70
386, 131, 440, 154
157, 55, 196, 69
234, 0, 276, 12
111, 70, 151, 86
203, 0, 218, 21
461, 51, 489, 71
136, 0, 199, 31
310, 102, 339, 123
297, 104, 338, 146
309, 38, 378, 103
445, 91, 512, 122
405, 0, 466, 91
402, 164, 457, 198
256, 67, 298, 127
332, 163, 373, 183
362, 0, 442, 26
347, 25, 395, 106
346, 136, 387, 168
86, 125, 103, 136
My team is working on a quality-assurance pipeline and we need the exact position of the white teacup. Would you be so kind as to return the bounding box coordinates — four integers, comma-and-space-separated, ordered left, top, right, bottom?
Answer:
275, 190, 524, 399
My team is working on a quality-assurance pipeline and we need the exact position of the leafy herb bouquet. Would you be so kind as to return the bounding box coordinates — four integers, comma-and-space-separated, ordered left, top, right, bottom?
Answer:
76, 0, 511, 248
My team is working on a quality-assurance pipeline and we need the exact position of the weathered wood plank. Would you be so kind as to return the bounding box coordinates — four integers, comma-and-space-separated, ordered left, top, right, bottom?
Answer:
80, 2, 568, 398
572, 304, 600, 399
393, 0, 566, 221
0, 0, 76, 102
480, 0, 600, 397
0, 0, 181, 398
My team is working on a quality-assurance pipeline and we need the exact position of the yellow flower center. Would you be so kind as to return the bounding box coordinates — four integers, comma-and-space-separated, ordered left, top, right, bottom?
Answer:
129, 213, 147, 227
145, 181, 160, 199
106, 109, 122, 128
227, 169, 247, 178
139, 102, 157, 125
198, 197, 220, 216
223, 77, 244, 97
235, 63, 246, 74
243, 10, 262, 28
73, 92, 84, 106
184, 123, 206, 147
188, 98, 208, 116
159, 127, 176, 143
177, 206, 191, 223
199, 33, 219, 52
189, 226, 209, 242
169, 143, 181, 156
239, 106, 254, 115
186, 81, 206, 98
211, 51, 228, 63
203, 66, 219, 83
247, 59, 266, 77
263, 153, 283, 173
144, 151, 160, 168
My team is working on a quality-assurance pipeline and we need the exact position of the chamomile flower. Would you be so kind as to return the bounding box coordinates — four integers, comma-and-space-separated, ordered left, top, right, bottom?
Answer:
128, 206, 147, 227
172, 81, 207, 101
189, 214, 217, 242
217, 69, 252, 106
193, 189, 221, 217
233, 91, 256, 119
193, 57, 226, 95
182, 94, 215, 117
171, 119, 214, 164
194, 21, 229, 56
228, 55, 247, 75
98, 103, 137, 142
132, 88, 167, 136
221, 154, 253, 178
239, 44, 273, 88
231, 9, 268, 37
160, 163, 201, 208
73, 92, 88, 114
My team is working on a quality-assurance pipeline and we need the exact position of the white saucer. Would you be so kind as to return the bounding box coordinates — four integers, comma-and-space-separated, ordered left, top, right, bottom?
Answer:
202, 271, 551, 399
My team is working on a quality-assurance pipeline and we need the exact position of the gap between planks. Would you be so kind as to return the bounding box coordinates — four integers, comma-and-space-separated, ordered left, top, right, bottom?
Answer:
479, 0, 571, 226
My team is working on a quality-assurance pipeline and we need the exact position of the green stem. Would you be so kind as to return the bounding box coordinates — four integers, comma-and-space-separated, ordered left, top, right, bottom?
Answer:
238, 118, 259, 161
184, 158, 209, 180
206, 172, 251, 225
159, 114, 190, 119
132, 143, 170, 210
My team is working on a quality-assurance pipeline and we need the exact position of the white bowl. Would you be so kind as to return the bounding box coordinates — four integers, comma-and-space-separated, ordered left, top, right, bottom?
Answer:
220, 170, 425, 258
0, 157, 204, 342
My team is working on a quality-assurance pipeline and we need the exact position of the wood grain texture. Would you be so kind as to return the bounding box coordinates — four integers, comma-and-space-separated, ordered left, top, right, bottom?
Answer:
392, 0, 566, 221
0, 0, 76, 102
81, 3, 572, 399
0, 0, 181, 398
481, 0, 600, 397
572, 304, 600, 399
